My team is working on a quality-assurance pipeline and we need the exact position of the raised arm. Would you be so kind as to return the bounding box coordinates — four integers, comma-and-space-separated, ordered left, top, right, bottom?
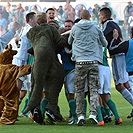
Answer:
0, 22, 20, 53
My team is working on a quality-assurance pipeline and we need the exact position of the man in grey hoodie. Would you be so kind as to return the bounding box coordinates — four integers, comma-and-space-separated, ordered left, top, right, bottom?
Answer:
68, 10, 108, 126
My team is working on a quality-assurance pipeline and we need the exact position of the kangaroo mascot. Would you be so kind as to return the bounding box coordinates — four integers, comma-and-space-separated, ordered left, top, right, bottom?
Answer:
0, 44, 31, 125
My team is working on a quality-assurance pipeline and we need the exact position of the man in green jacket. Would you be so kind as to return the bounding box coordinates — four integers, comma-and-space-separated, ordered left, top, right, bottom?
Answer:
23, 13, 68, 124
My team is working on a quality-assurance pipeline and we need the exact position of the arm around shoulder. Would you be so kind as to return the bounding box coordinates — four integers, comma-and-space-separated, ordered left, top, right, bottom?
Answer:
99, 29, 108, 47
68, 27, 75, 45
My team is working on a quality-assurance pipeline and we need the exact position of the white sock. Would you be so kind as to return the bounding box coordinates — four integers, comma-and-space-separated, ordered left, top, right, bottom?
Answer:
128, 88, 133, 96
121, 88, 133, 106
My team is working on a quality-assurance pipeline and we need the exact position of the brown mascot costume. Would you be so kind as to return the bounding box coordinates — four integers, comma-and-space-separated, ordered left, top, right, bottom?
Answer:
0, 44, 31, 125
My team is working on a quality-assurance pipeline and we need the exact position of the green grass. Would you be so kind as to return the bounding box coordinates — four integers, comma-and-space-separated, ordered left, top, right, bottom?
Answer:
0, 84, 133, 133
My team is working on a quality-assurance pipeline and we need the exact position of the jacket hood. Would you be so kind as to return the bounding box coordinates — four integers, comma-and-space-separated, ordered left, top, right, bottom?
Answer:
75, 19, 94, 30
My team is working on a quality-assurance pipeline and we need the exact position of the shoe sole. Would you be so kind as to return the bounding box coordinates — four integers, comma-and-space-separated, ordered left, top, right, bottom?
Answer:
68, 119, 76, 125
46, 111, 56, 122
98, 121, 104, 126
68, 121, 75, 125
34, 112, 44, 124
115, 122, 122, 125
115, 118, 122, 125
77, 119, 85, 126
89, 118, 98, 124
98, 124, 104, 126
32, 108, 44, 125
45, 118, 57, 125
127, 114, 133, 118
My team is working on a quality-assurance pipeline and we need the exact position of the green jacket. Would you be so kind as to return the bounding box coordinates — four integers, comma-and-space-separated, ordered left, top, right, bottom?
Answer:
27, 23, 68, 50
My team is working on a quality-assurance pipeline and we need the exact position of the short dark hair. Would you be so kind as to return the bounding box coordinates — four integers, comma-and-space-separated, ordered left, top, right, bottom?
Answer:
74, 18, 81, 24
100, 7, 112, 19
46, 8, 55, 13
26, 12, 36, 23
64, 19, 74, 25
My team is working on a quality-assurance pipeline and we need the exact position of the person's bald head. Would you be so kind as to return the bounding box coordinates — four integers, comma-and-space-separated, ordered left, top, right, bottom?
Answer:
80, 10, 91, 20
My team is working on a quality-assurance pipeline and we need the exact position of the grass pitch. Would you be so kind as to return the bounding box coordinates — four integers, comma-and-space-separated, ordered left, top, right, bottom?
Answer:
0, 84, 133, 133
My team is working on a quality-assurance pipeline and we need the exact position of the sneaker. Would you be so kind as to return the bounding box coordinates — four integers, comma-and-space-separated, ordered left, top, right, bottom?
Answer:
89, 115, 98, 124
45, 117, 57, 125
115, 118, 122, 125
127, 109, 133, 118
68, 117, 78, 125
31, 108, 44, 125
108, 116, 112, 122
28, 112, 34, 121
97, 120, 104, 126
18, 113, 24, 117
19, 112, 29, 118
103, 115, 108, 123
18, 113, 27, 118
77, 116, 85, 126
46, 110, 56, 122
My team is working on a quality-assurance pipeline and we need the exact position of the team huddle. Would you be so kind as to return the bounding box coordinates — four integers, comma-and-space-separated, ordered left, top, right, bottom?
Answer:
0, 7, 133, 127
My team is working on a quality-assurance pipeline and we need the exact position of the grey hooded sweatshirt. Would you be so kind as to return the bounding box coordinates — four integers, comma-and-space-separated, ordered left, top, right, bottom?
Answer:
68, 19, 108, 64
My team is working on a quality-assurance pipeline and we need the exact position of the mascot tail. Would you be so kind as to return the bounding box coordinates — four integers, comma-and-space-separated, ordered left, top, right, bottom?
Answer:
22, 85, 43, 115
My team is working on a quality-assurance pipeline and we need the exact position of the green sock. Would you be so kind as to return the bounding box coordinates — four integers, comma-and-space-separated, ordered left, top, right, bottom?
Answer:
104, 106, 111, 117
21, 92, 32, 113
84, 98, 87, 115
40, 98, 48, 116
21, 97, 29, 113
101, 105, 107, 117
27, 91, 32, 101
19, 98, 22, 104
106, 99, 120, 120
97, 106, 103, 122
69, 99, 77, 118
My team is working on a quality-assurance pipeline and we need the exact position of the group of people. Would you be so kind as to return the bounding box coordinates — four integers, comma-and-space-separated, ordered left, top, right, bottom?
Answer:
0, 6, 133, 127
122, 1, 133, 39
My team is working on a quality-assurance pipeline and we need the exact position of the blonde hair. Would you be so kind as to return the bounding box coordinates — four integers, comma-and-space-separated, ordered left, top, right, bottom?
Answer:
36, 12, 47, 25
